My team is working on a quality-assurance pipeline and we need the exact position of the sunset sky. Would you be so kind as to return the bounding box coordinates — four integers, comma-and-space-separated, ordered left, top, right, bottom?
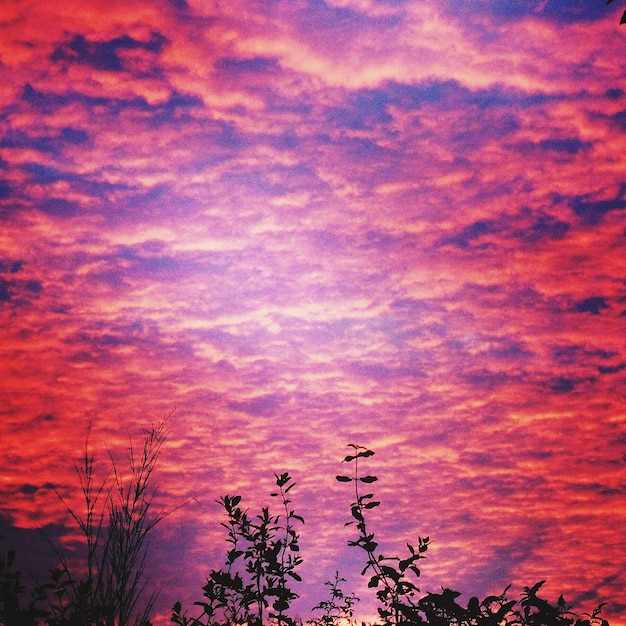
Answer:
1, 1, 626, 624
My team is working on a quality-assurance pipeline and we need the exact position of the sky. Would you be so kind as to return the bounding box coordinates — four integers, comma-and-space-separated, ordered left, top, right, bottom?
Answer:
1, 0, 626, 624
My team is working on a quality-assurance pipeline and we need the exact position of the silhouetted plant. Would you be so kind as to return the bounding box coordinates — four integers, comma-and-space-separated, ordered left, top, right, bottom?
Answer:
308, 571, 359, 626
510, 581, 609, 626
4, 439, 612, 626
40, 426, 112, 625
337, 444, 429, 626
37, 418, 173, 626
0, 540, 46, 626
412, 580, 610, 626
336, 445, 609, 626
102, 420, 169, 626
422, 585, 517, 626
173, 472, 303, 626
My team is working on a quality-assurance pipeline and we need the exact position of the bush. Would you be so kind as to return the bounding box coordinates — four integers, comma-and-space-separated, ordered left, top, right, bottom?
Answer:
0, 438, 610, 626
176, 444, 610, 626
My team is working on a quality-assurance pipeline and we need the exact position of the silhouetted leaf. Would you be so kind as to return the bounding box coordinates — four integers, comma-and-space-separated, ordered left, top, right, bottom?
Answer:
359, 476, 378, 483
380, 565, 400, 580
351, 506, 364, 521
524, 580, 546, 596
398, 557, 413, 571
336, 475, 352, 482
495, 600, 517, 620
227, 549, 244, 563
364, 501, 380, 509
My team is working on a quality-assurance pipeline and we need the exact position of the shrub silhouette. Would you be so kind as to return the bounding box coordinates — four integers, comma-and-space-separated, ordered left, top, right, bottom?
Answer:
335, 446, 609, 626
177, 444, 610, 626
0, 541, 48, 625
172, 472, 304, 626
308, 572, 359, 626
0, 439, 611, 626
337, 445, 429, 626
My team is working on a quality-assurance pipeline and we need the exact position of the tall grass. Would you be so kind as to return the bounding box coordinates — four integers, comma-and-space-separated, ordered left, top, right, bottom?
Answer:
43, 418, 171, 626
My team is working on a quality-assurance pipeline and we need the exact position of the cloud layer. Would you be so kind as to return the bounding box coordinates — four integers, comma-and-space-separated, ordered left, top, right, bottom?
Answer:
1, 1, 626, 624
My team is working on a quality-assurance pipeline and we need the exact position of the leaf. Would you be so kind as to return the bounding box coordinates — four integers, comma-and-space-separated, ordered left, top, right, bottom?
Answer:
399, 557, 413, 571
495, 601, 517, 620
364, 501, 380, 509
380, 565, 400, 579
359, 476, 378, 483
351, 506, 364, 521
358, 449, 375, 458
227, 549, 244, 563
344, 455, 356, 462
336, 475, 352, 482
621, 9, 626, 24
524, 580, 546, 596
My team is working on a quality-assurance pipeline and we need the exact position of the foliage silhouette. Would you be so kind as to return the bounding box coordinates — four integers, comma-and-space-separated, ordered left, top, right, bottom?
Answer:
0, 440, 612, 626
337, 444, 429, 626
0, 540, 48, 625
335, 445, 609, 626
172, 472, 304, 626
308, 571, 359, 626
178, 443, 610, 626
6, 418, 176, 626
47, 420, 170, 625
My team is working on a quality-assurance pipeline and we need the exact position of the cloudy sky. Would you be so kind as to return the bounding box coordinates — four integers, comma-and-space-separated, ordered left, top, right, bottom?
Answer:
1, 1, 626, 624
